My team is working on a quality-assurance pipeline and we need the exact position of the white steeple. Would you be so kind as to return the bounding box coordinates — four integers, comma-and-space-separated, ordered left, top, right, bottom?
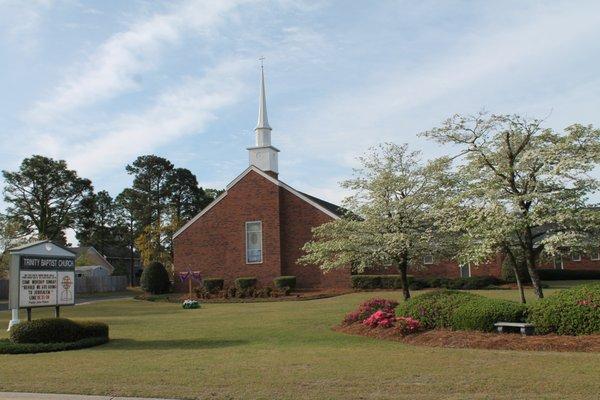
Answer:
248, 59, 279, 176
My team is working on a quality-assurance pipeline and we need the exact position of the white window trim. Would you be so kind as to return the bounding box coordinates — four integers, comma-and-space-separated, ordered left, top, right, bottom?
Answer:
423, 254, 434, 265
459, 263, 471, 278
571, 253, 582, 262
591, 252, 600, 261
554, 256, 564, 270
245, 221, 263, 264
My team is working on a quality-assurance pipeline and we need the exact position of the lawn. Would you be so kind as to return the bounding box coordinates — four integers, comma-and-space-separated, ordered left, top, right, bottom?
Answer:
0, 284, 599, 400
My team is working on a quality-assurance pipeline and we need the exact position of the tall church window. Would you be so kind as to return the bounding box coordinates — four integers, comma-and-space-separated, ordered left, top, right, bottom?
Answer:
246, 221, 263, 264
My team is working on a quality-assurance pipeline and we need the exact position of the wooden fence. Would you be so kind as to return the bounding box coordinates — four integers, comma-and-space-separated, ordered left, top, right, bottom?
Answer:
75, 275, 128, 294
0, 276, 128, 299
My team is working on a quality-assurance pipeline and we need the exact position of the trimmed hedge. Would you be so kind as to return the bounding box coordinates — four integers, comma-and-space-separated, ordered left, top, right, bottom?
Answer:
396, 290, 526, 332
273, 276, 296, 290
351, 275, 414, 289
0, 337, 108, 354
203, 278, 224, 293
234, 277, 258, 290
527, 283, 600, 335
352, 275, 503, 291
140, 261, 171, 294
536, 269, 600, 281
410, 276, 504, 290
10, 318, 109, 344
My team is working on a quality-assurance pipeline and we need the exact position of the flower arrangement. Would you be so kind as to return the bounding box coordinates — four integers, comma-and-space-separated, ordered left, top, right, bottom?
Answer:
182, 299, 200, 309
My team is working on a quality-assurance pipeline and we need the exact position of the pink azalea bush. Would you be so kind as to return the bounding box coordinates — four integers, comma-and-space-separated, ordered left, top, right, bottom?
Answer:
342, 298, 423, 335
343, 298, 399, 325
363, 310, 396, 328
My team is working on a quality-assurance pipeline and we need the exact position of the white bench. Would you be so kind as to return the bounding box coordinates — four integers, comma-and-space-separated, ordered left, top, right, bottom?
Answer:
494, 322, 535, 336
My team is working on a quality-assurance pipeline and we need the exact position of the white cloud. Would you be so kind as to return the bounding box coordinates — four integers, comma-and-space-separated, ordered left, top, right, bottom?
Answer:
28, 0, 248, 123
66, 58, 249, 176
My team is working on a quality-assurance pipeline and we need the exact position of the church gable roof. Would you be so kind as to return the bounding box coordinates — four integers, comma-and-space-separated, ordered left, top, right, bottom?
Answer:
173, 166, 343, 239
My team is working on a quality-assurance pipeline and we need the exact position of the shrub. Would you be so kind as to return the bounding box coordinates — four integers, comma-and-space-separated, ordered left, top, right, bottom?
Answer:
394, 317, 422, 335
273, 276, 296, 290
409, 279, 429, 290
451, 298, 527, 331
396, 289, 526, 331
235, 277, 258, 290
536, 269, 600, 281
203, 278, 224, 293
10, 318, 109, 344
343, 298, 399, 325
528, 283, 600, 335
351, 275, 381, 289
351, 275, 414, 289
140, 261, 171, 294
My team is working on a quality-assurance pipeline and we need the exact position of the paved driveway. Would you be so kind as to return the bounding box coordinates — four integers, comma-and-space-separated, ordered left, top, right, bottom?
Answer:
0, 293, 134, 311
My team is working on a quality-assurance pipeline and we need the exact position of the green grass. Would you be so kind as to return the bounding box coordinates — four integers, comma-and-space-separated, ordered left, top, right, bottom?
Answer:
0, 285, 599, 399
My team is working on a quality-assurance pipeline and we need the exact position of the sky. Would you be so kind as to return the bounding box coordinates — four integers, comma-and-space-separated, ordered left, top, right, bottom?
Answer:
2, 0, 600, 209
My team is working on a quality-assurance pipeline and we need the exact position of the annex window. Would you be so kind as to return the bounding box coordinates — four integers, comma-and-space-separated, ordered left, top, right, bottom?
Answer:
423, 254, 434, 265
459, 263, 471, 278
553, 256, 564, 270
571, 253, 582, 262
246, 221, 263, 264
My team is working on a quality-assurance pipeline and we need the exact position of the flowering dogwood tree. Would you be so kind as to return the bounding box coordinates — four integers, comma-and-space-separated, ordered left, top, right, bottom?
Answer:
299, 143, 454, 300
423, 113, 600, 300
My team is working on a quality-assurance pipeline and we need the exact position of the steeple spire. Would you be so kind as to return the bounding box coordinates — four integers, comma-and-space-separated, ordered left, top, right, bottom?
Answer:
256, 58, 271, 131
248, 58, 279, 176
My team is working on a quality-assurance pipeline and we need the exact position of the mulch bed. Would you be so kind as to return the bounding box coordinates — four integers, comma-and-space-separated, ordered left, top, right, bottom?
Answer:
334, 324, 600, 352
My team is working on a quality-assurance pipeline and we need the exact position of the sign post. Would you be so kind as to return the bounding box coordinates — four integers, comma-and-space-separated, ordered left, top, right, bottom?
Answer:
178, 268, 202, 299
7, 240, 76, 330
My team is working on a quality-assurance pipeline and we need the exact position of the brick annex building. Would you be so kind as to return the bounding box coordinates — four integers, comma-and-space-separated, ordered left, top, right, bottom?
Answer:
173, 68, 600, 290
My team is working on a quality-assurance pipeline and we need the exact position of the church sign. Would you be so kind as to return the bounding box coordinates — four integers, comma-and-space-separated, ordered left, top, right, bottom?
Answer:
18, 257, 75, 308
7, 241, 77, 329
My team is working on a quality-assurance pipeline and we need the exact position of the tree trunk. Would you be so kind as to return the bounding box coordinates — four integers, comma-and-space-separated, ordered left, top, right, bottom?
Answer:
505, 247, 526, 304
514, 265, 526, 304
399, 258, 411, 300
525, 251, 544, 299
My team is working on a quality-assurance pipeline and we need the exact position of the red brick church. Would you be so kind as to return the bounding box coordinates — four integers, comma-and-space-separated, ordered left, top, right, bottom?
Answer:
173, 68, 600, 290
173, 67, 350, 289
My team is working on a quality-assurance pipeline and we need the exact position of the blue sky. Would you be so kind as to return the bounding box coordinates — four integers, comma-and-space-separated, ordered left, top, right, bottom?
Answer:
2, 0, 600, 208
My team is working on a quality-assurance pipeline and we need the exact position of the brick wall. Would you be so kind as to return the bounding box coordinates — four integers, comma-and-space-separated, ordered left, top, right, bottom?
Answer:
173, 170, 282, 288
279, 187, 351, 288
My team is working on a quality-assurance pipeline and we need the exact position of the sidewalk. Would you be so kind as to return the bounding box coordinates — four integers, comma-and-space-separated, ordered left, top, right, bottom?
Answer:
0, 393, 179, 400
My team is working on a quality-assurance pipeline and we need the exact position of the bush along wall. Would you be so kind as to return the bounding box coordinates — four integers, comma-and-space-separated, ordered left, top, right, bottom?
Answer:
352, 275, 503, 290
396, 290, 527, 332
527, 283, 600, 335
273, 276, 296, 290
351, 275, 414, 290
536, 269, 600, 281
203, 278, 224, 293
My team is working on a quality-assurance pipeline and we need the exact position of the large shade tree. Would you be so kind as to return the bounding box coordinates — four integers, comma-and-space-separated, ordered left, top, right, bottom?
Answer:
300, 143, 453, 300
423, 113, 600, 299
2, 155, 92, 243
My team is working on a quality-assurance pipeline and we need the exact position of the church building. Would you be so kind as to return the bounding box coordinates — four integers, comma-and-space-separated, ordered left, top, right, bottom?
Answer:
172, 67, 351, 289
173, 68, 600, 290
